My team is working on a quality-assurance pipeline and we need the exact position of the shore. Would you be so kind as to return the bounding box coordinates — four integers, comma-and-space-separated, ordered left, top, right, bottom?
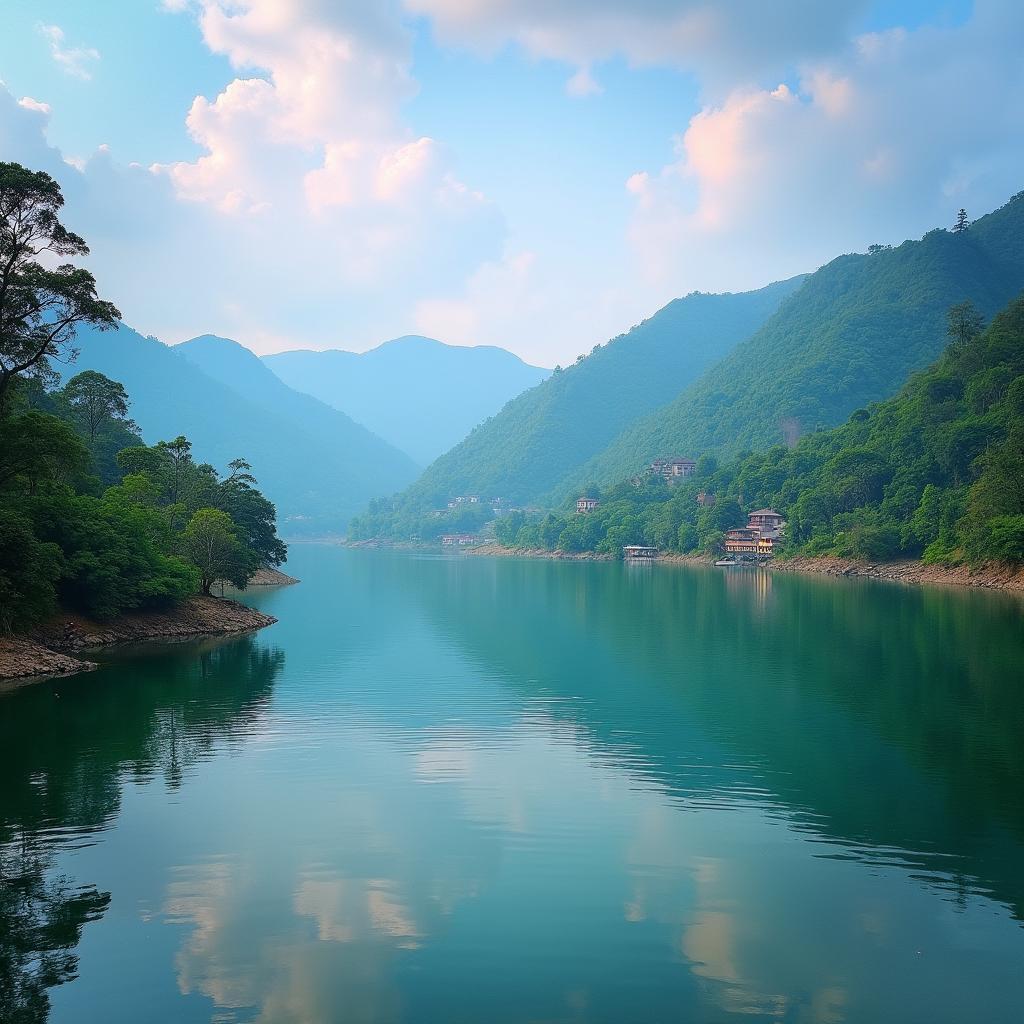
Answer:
0, 595, 277, 688
773, 554, 1024, 591
468, 543, 1024, 592
467, 543, 614, 561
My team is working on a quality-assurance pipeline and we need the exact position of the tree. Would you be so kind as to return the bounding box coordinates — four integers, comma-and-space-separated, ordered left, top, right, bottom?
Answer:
946, 301, 984, 353
61, 370, 135, 444
180, 508, 250, 594
952, 208, 969, 233
0, 163, 120, 409
156, 436, 193, 505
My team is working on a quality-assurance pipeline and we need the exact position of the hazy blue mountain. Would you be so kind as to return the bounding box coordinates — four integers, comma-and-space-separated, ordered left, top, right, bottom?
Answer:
386, 278, 804, 510
567, 191, 1024, 493
64, 324, 419, 534
263, 335, 550, 464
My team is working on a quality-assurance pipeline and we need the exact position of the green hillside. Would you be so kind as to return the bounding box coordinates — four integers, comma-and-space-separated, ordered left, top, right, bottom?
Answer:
66, 324, 418, 534
566, 192, 1024, 495
384, 278, 802, 512
496, 291, 1024, 566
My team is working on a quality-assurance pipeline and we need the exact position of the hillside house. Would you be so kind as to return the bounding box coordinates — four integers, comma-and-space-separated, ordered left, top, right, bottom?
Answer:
747, 509, 785, 539
724, 528, 760, 555
441, 533, 479, 546
696, 491, 716, 507
447, 495, 481, 509
576, 496, 601, 514
651, 457, 697, 480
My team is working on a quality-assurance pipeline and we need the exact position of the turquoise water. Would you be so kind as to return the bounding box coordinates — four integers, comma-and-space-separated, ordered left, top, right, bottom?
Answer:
2, 545, 1024, 1023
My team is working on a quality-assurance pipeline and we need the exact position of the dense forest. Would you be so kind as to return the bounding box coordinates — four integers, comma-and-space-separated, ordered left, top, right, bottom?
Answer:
564, 191, 1024, 495
353, 192, 1024, 544
490, 294, 1024, 565
386, 277, 802, 506
0, 162, 286, 634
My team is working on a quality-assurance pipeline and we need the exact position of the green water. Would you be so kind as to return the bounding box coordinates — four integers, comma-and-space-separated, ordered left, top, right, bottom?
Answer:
3, 546, 1024, 1024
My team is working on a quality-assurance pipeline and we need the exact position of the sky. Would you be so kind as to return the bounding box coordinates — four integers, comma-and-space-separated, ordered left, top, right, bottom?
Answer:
0, 0, 1021, 365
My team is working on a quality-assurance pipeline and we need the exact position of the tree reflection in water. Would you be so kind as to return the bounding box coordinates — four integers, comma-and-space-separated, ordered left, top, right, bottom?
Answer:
0, 635, 283, 1022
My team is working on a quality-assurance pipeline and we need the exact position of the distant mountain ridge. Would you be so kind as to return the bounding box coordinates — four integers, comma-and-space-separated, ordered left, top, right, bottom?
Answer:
264, 335, 550, 464
386, 278, 804, 511
565, 191, 1024, 495
63, 325, 418, 534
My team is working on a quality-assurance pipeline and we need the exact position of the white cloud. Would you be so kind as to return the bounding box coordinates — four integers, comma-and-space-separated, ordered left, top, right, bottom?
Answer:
566, 66, 602, 98
38, 23, 100, 81
623, 0, 1024, 295
17, 96, 50, 115
405, 0, 868, 96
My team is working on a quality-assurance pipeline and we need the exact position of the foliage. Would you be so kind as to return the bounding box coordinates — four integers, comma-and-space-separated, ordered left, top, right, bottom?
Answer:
0, 380, 285, 629
480, 293, 1024, 567
561, 191, 1024, 493
361, 278, 803, 524
180, 508, 250, 595
0, 162, 120, 408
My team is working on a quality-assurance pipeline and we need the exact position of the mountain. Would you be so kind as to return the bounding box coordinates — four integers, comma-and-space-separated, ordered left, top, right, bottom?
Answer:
566, 191, 1024, 494
63, 325, 419, 533
263, 336, 550, 464
495, 289, 1024, 567
382, 278, 803, 512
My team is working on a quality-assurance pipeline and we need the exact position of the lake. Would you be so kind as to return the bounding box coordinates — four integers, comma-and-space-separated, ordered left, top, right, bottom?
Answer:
2, 545, 1024, 1023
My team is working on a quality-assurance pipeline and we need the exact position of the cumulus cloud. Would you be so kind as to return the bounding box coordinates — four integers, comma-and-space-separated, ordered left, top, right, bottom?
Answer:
623, 0, 1024, 295
38, 23, 100, 81
406, 0, 868, 96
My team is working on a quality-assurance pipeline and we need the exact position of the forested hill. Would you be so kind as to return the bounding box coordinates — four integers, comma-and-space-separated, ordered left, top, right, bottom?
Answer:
389, 277, 803, 510
65, 324, 418, 534
494, 291, 1024, 566
566, 192, 1024, 495
264, 336, 550, 465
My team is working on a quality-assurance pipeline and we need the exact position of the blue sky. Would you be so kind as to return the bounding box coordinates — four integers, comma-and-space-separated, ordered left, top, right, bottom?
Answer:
0, 0, 1016, 364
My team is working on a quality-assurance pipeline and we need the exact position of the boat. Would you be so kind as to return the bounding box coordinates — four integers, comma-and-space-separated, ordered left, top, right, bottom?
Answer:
715, 558, 738, 567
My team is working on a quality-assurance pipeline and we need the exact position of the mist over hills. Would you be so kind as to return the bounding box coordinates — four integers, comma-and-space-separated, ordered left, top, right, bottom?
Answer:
386, 279, 803, 510
264, 336, 549, 465
64, 325, 419, 534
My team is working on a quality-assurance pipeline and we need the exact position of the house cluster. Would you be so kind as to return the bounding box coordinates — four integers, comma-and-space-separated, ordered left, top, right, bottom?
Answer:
724, 509, 786, 558
650, 457, 696, 480
441, 533, 479, 546
447, 495, 480, 508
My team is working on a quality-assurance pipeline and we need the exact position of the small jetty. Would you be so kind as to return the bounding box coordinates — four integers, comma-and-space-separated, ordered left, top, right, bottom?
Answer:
623, 545, 658, 562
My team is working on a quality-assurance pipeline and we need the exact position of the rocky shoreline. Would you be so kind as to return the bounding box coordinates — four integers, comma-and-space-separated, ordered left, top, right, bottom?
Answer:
0, 596, 278, 688
772, 554, 1024, 591
467, 544, 1024, 592
467, 543, 614, 561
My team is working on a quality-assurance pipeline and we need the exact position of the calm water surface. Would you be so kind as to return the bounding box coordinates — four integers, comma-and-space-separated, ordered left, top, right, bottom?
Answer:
3, 546, 1024, 1023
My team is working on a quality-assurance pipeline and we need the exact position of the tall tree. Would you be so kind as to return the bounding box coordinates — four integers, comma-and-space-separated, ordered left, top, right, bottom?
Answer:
61, 370, 135, 444
180, 508, 250, 594
952, 208, 970, 233
946, 300, 985, 353
0, 163, 120, 409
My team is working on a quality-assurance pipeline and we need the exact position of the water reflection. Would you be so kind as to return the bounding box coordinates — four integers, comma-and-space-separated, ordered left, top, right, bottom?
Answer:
3, 547, 1024, 1023
0, 637, 284, 1022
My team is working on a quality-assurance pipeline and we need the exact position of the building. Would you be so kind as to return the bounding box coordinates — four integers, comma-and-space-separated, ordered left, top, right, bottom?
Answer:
757, 537, 776, 555
747, 509, 785, 539
623, 545, 659, 560
696, 491, 716, 508
650, 457, 697, 480
447, 495, 480, 508
576, 496, 600, 514
723, 528, 760, 555
441, 533, 478, 546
